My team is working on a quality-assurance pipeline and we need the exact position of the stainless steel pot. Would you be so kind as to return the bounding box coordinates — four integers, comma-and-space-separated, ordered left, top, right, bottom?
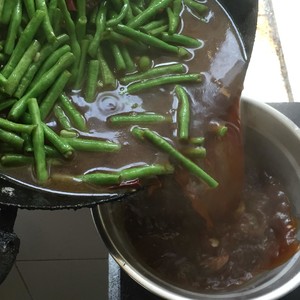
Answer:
92, 98, 300, 299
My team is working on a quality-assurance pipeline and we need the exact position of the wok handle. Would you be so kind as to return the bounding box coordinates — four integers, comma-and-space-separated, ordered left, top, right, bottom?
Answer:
0, 206, 20, 285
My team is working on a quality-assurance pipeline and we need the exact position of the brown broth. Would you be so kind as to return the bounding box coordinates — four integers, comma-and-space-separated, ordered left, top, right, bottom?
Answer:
105, 164, 300, 291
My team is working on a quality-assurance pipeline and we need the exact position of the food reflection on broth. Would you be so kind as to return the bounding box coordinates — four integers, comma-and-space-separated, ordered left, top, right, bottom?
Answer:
0, 0, 299, 290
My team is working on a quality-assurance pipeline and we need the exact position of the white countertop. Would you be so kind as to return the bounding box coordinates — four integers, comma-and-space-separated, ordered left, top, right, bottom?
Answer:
242, 0, 300, 103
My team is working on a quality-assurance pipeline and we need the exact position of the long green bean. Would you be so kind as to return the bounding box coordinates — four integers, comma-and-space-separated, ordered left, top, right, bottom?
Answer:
42, 123, 74, 158
4, 0, 22, 55
119, 163, 174, 182
125, 73, 202, 94
126, 0, 172, 29
39, 70, 72, 120
54, 105, 72, 130
161, 32, 203, 48
0, 117, 35, 134
175, 85, 190, 141
120, 63, 186, 85
1, 10, 45, 78
85, 59, 100, 103
88, 2, 107, 58
132, 127, 219, 188
36, 0, 57, 43
0, 128, 24, 151
14, 34, 70, 98
59, 93, 87, 132
28, 98, 48, 183
62, 137, 121, 152
4, 40, 41, 96
116, 24, 188, 57
23, 0, 35, 18
74, 39, 90, 90
108, 113, 171, 125
8, 52, 75, 121
0, 154, 34, 167
79, 172, 120, 186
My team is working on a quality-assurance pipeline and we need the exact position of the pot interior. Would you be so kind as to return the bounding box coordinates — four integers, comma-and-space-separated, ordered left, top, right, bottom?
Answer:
93, 98, 300, 300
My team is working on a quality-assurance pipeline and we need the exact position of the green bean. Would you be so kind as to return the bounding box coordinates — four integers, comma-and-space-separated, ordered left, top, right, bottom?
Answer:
126, 0, 172, 29
217, 125, 228, 137
4, 40, 41, 96
4, 0, 22, 55
24, 0, 36, 18
137, 56, 152, 72
78, 172, 120, 186
0, 73, 7, 86
189, 137, 205, 145
75, 0, 87, 40
42, 123, 74, 158
0, 99, 17, 112
36, 0, 57, 43
0, 154, 34, 167
59, 129, 78, 138
120, 63, 185, 85
76, 0, 86, 17
51, 8, 62, 35
28, 98, 48, 183
161, 32, 203, 48
98, 47, 117, 88
1, 0, 16, 24
0, 128, 24, 151
116, 24, 188, 57
14, 34, 70, 98
1, 10, 45, 78
0, 117, 35, 134
30, 45, 71, 88
104, 29, 146, 51
170, 0, 182, 34
57, 0, 81, 81
8, 52, 75, 121
131, 3, 143, 16
147, 25, 168, 36
54, 105, 72, 130
76, 16, 87, 42
125, 73, 202, 94
184, 0, 208, 15
106, 0, 129, 27
44, 144, 62, 158
88, 2, 107, 58
59, 94, 87, 132
48, 1, 58, 25
39, 70, 71, 120
175, 85, 190, 141
74, 39, 90, 90
62, 137, 121, 152
0, 0, 4, 20
120, 163, 174, 182
182, 146, 206, 158
85, 59, 100, 103
108, 113, 170, 125
119, 44, 136, 73
140, 19, 167, 32
110, 42, 126, 72
132, 127, 219, 188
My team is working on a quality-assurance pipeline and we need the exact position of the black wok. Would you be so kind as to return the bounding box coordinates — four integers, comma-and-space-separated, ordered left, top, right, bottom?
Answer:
0, 0, 258, 284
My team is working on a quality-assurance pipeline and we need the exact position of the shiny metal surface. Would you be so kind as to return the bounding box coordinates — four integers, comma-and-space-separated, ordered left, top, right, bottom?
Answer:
92, 98, 300, 300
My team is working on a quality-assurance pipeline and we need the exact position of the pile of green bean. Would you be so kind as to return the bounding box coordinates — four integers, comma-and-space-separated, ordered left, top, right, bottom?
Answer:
0, 0, 220, 190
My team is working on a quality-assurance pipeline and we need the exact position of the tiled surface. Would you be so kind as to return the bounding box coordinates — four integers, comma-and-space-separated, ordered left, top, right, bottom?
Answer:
0, 1, 297, 299
0, 208, 108, 300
